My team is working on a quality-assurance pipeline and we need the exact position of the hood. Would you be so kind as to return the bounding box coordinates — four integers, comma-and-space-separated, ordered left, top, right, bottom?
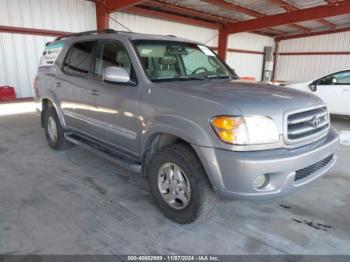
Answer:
158, 79, 325, 131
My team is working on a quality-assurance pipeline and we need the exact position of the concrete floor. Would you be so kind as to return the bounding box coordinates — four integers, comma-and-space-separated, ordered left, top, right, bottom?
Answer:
0, 112, 349, 255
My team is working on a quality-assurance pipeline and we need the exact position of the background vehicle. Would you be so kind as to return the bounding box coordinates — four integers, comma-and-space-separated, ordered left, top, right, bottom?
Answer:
284, 70, 350, 116
35, 30, 339, 224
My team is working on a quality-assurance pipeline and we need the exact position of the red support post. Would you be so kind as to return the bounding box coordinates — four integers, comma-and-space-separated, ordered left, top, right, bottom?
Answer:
96, 2, 109, 30
218, 27, 229, 61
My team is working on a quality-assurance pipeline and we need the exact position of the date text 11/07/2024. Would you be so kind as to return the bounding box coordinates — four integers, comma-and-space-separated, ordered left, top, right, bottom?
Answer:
127, 255, 220, 261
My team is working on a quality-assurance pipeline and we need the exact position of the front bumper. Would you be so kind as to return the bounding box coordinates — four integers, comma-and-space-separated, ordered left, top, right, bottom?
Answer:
193, 128, 339, 200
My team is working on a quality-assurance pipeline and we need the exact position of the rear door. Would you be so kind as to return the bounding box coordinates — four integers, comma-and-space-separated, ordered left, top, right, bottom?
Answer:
58, 40, 98, 132
316, 70, 350, 115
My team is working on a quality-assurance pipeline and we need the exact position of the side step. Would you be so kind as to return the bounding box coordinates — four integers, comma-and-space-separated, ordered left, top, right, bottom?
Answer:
65, 134, 141, 173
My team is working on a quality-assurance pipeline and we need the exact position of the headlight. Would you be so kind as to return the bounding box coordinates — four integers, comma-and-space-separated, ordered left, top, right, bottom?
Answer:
210, 115, 279, 145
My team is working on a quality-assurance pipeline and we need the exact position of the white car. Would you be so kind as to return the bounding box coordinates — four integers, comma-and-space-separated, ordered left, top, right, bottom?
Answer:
285, 70, 350, 116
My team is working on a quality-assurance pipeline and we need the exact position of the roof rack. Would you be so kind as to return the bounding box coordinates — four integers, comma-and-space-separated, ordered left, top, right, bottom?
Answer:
55, 29, 117, 41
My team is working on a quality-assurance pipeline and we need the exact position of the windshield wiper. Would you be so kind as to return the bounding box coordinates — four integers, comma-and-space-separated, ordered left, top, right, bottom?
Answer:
204, 74, 231, 79
178, 76, 207, 80
151, 76, 206, 82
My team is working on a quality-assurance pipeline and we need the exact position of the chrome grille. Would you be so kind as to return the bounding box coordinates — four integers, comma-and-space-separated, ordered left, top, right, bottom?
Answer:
287, 107, 329, 142
294, 154, 333, 181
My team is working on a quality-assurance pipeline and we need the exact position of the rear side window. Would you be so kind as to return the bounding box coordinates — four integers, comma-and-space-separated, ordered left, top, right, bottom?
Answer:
63, 41, 95, 76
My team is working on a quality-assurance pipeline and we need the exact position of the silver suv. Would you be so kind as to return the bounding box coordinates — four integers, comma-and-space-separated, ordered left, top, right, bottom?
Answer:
35, 30, 339, 223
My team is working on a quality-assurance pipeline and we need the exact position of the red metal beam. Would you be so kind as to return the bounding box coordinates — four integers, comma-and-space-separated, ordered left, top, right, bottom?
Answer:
279, 51, 350, 55
276, 26, 350, 40
202, 0, 310, 32
227, 0, 350, 33
316, 19, 337, 29
210, 46, 264, 55
142, 1, 286, 36
266, 0, 337, 29
0, 25, 70, 37
218, 27, 228, 60
202, 0, 264, 18
227, 48, 264, 55
124, 6, 220, 29
144, 0, 236, 23
288, 24, 311, 32
104, 0, 147, 12
266, 0, 297, 11
261, 28, 287, 35
324, 0, 340, 3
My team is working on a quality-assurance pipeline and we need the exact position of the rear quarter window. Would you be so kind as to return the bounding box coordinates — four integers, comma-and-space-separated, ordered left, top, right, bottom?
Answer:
63, 41, 95, 76
39, 43, 64, 67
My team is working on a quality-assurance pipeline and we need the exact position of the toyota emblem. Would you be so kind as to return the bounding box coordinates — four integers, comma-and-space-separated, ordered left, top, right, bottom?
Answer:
312, 117, 321, 127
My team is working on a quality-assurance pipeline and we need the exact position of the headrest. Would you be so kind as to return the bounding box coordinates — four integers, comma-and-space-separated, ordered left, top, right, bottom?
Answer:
116, 50, 130, 64
137, 45, 166, 57
159, 56, 176, 65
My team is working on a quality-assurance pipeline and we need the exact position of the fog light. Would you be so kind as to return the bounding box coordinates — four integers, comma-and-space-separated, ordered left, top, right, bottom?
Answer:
253, 174, 269, 189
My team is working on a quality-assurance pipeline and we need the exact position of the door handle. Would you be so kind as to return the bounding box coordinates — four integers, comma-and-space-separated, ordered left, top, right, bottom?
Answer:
89, 89, 101, 96
56, 82, 62, 88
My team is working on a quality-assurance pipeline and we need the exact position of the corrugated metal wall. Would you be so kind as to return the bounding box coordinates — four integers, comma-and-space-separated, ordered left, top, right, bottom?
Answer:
109, 12, 219, 47
275, 31, 350, 81
0, 0, 96, 98
226, 33, 274, 80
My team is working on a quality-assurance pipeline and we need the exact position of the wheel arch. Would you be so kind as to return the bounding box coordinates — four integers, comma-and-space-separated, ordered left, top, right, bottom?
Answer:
40, 97, 66, 129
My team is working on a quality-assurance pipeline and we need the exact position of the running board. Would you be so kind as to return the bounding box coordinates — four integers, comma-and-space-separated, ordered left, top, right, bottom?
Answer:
65, 134, 141, 173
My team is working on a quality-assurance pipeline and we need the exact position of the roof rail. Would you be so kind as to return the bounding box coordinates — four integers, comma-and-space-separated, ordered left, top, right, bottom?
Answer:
54, 29, 117, 41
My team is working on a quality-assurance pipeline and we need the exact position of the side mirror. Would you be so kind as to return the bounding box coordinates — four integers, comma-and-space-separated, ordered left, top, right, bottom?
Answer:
309, 83, 317, 92
103, 66, 130, 83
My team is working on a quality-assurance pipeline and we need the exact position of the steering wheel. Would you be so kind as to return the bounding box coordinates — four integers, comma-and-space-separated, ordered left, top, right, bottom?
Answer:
192, 67, 208, 74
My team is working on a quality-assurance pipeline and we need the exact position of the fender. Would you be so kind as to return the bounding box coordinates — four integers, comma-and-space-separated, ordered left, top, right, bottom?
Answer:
141, 114, 224, 190
40, 89, 66, 129
141, 114, 214, 155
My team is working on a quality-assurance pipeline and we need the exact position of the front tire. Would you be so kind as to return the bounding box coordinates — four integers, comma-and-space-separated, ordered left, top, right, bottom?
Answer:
44, 106, 68, 150
148, 143, 217, 224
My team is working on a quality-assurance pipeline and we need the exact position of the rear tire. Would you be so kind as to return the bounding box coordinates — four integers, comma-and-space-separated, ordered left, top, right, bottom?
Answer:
148, 143, 217, 224
44, 106, 68, 151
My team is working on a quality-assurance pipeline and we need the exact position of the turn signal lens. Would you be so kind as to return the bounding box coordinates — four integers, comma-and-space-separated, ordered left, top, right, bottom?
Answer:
218, 130, 235, 143
211, 116, 244, 144
211, 116, 237, 130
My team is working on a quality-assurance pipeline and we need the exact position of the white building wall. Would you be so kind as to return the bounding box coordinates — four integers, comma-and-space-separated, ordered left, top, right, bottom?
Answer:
226, 33, 274, 81
0, 0, 96, 98
275, 31, 350, 81
109, 12, 218, 47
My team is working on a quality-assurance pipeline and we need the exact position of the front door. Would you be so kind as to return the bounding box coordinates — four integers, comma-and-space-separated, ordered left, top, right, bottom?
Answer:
84, 40, 141, 156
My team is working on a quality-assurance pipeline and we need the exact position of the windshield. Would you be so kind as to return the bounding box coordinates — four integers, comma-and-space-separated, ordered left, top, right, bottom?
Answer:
133, 40, 237, 82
